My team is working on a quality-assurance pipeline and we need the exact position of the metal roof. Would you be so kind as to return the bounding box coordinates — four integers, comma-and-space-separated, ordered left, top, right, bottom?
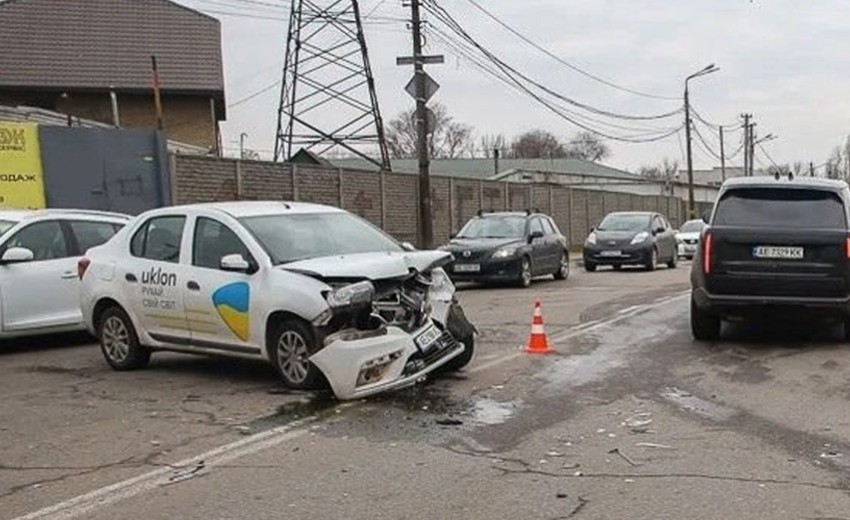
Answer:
0, 0, 224, 94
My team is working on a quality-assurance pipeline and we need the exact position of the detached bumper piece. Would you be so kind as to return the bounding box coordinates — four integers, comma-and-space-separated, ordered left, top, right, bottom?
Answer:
309, 322, 464, 400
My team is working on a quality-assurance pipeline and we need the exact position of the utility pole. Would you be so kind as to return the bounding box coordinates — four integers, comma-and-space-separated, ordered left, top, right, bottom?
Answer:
741, 114, 751, 176
240, 132, 248, 160
810, 161, 815, 177
410, 0, 431, 248
749, 124, 757, 176
719, 126, 726, 182
494, 147, 500, 176
683, 64, 719, 219
150, 55, 164, 131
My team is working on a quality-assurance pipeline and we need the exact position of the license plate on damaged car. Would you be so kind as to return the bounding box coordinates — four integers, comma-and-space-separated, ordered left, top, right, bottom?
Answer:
752, 246, 804, 259
415, 324, 442, 350
454, 263, 480, 272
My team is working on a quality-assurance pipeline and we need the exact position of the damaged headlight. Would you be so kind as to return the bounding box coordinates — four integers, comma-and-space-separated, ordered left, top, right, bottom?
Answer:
326, 281, 375, 308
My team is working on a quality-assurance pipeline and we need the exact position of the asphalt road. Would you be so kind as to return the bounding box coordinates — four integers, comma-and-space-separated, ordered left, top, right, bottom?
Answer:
4, 262, 850, 519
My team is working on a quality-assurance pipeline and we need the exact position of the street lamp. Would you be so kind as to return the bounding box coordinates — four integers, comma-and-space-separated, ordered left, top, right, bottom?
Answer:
240, 132, 248, 160
685, 64, 720, 218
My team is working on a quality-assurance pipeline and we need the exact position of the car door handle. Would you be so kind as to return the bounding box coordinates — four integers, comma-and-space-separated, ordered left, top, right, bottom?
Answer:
187, 281, 200, 291
61, 271, 77, 279
125, 273, 137, 283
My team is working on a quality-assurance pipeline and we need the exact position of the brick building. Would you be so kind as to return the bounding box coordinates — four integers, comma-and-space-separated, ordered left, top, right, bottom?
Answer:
0, 0, 225, 149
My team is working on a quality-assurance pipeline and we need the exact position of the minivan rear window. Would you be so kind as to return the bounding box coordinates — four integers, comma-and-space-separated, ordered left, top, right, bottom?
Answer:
713, 188, 846, 229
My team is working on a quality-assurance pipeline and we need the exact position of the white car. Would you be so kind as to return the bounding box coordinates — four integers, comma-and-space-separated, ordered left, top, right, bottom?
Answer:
676, 219, 706, 260
79, 201, 476, 400
0, 209, 130, 338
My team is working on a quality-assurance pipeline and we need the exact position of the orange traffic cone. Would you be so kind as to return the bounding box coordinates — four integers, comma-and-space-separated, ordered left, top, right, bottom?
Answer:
523, 300, 553, 354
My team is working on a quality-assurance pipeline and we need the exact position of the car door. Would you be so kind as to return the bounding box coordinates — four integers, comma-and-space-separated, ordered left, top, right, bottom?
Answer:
542, 217, 564, 265
122, 214, 193, 344
662, 216, 677, 259
528, 217, 551, 273
652, 215, 671, 261
182, 215, 263, 355
0, 219, 80, 332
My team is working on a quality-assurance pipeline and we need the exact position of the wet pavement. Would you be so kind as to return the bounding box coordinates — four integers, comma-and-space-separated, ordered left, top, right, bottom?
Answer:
4, 263, 850, 519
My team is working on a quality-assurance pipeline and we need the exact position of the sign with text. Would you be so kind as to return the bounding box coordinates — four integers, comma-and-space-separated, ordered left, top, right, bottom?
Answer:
0, 122, 46, 209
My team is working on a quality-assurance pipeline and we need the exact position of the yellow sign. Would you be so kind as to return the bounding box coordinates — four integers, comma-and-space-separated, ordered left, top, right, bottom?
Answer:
0, 122, 46, 209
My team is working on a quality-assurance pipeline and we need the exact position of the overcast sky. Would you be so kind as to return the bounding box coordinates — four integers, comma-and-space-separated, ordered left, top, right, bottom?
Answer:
178, 0, 850, 173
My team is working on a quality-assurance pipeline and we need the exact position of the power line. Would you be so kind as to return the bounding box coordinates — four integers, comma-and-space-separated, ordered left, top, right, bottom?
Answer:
460, 0, 679, 101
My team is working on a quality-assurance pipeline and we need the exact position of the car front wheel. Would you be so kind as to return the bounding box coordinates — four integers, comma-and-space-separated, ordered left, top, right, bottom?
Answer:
269, 320, 326, 390
99, 306, 150, 370
645, 248, 658, 271
517, 257, 533, 288
691, 297, 721, 341
667, 251, 678, 269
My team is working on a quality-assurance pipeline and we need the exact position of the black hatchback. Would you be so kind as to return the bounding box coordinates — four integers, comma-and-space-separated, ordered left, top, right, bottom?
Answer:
440, 211, 569, 287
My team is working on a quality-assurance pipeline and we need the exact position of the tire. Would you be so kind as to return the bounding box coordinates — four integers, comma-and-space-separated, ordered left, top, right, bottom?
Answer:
269, 319, 326, 390
554, 252, 570, 280
438, 302, 476, 372
667, 251, 678, 269
98, 306, 150, 371
517, 256, 533, 288
442, 332, 475, 372
645, 248, 658, 271
691, 297, 721, 341
843, 319, 850, 341
584, 262, 597, 273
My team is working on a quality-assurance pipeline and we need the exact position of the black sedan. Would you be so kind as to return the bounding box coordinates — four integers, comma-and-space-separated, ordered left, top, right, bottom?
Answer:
441, 211, 569, 287
583, 211, 678, 271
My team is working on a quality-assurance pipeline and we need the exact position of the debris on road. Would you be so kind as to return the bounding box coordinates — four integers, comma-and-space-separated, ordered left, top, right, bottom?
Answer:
608, 448, 640, 467
635, 442, 675, 450
546, 451, 566, 457
435, 418, 463, 426
556, 492, 568, 499
164, 460, 206, 485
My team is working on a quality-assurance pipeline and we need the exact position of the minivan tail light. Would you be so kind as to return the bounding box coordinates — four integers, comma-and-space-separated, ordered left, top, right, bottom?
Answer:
846, 237, 850, 259
703, 232, 713, 275
77, 258, 91, 280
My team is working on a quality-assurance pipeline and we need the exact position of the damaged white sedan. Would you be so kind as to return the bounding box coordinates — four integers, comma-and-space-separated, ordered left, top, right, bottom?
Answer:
79, 201, 475, 400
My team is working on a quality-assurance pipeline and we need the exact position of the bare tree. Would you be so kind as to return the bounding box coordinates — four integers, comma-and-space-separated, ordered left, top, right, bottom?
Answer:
564, 132, 611, 162
826, 146, 844, 180
385, 103, 474, 159
479, 134, 507, 158
510, 129, 566, 158
637, 158, 679, 181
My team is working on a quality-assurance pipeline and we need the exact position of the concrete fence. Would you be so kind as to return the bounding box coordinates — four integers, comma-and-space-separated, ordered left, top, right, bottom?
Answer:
171, 155, 709, 248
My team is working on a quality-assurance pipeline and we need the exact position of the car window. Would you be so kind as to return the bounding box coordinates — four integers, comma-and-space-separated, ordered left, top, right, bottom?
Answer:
0, 220, 14, 236
131, 216, 186, 263
714, 188, 847, 229
541, 218, 555, 235
70, 220, 122, 253
653, 216, 664, 231
530, 218, 545, 235
1, 220, 69, 261
240, 212, 403, 265
679, 220, 705, 233
193, 217, 253, 270
598, 214, 650, 232
458, 216, 527, 239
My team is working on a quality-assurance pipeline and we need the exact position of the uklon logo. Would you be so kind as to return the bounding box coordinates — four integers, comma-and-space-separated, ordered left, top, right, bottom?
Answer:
141, 267, 177, 287
0, 128, 26, 152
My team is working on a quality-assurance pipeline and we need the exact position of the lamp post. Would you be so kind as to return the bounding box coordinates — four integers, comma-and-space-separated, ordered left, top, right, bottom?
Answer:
685, 64, 720, 218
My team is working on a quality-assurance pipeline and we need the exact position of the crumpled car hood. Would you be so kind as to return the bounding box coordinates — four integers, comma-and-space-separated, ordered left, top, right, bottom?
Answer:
280, 250, 453, 280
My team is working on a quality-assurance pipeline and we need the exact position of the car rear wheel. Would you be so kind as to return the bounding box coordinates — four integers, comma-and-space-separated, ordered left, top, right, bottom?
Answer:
269, 320, 326, 390
645, 248, 658, 271
517, 257, 533, 288
99, 306, 150, 370
691, 297, 721, 341
667, 251, 678, 269
554, 252, 569, 280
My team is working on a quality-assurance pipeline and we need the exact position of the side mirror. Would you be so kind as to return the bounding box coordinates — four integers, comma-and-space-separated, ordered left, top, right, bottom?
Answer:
401, 242, 416, 252
701, 210, 711, 224
529, 230, 544, 243
0, 247, 34, 264
654, 227, 666, 235
220, 254, 251, 273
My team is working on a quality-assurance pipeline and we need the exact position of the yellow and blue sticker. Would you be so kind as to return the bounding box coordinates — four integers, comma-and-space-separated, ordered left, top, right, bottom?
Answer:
212, 282, 250, 341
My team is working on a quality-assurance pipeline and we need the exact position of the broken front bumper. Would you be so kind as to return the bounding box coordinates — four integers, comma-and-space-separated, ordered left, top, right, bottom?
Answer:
309, 321, 465, 400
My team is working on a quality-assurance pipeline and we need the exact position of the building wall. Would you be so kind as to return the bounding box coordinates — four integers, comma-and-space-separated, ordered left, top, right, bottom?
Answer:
171, 155, 710, 248
0, 90, 218, 149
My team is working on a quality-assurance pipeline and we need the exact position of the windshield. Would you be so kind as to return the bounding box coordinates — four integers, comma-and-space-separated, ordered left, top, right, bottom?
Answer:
714, 188, 846, 229
457, 216, 526, 239
597, 214, 650, 232
240, 212, 403, 264
679, 220, 705, 233
0, 220, 14, 236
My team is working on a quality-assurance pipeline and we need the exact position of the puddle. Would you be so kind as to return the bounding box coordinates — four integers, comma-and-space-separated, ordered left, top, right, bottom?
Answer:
470, 398, 517, 425
245, 393, 339, 431
660, 387, 737, 421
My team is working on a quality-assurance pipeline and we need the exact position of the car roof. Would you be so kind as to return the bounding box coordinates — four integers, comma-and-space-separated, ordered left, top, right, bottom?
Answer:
605, 211, 655, 217
160, 201, 347, 218
722, 175, 848, 191
0, 208, 130, 223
